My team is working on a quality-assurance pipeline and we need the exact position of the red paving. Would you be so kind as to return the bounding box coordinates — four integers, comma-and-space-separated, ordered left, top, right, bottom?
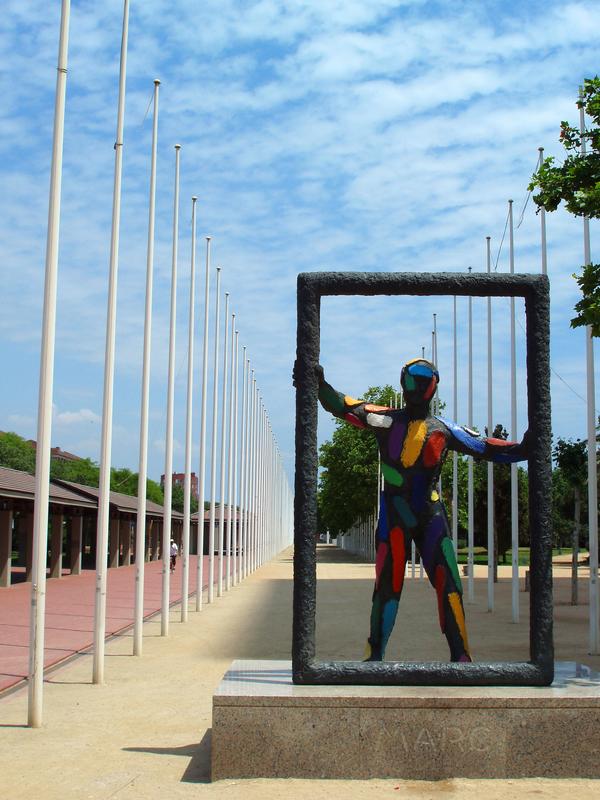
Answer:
0, 555, 220, 693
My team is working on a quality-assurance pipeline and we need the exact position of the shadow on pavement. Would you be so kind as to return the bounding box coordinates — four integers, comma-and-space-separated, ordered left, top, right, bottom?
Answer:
122, 728, 212, 783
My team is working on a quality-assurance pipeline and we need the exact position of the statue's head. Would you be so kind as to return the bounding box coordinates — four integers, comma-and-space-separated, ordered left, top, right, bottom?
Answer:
400, 358, 439, 407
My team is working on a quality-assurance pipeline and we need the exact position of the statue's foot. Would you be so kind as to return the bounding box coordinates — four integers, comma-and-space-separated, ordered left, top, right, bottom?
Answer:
457, 654, 472, 663
363, 641, 383, 662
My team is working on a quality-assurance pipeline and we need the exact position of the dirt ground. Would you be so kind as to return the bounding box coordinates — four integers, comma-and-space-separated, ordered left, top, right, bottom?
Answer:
1, 545, 598, 799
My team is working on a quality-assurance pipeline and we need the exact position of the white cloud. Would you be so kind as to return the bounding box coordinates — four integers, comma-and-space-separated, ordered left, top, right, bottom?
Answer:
0, 0, 598, 483
53, 408, 101, 426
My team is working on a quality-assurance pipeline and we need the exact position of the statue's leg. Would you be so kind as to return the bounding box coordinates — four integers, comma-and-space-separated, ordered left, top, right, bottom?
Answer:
417, 514, 471, 662
364, 497, 408, 661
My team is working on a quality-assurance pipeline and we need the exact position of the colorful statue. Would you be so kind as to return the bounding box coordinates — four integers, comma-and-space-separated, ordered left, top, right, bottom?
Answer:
316, 358, 529, 663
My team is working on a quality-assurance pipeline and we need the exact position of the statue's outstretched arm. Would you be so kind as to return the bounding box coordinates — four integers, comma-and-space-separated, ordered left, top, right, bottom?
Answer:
438, 417, 529, 464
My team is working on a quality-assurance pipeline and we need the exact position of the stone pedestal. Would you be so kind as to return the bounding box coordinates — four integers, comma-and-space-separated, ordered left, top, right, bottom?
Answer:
212, 660, 600, 781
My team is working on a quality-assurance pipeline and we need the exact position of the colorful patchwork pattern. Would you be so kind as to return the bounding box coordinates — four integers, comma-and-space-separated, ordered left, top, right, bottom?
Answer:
435, 565, 446, 631
393, 496, 417, 528
420, 515, 445, 571
367, 412, 393, 428
388, 421, 406, 460
411, 473, 428, 512
343, 412, 366, 429
365, 403, 392, 413
448, 592, 470, 657
422, 429, 446, 466
378, 493, 389, 541
441, 537, 462, 591
314, 362, 527, 665
381, 461, 404, 487
381, 599, 399, 651
390, 527, 406, 593
375, 542, 388, 589
401, 420, 427, 467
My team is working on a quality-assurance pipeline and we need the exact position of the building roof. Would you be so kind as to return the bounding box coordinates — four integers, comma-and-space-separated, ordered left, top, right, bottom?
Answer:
0, 466, 97, 509
191, 508, 241, 522
51, 479, 183, 519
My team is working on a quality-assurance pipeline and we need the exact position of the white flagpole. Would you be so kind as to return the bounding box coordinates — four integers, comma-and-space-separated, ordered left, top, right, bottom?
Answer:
133, 78, 160, 656
161, 144, 181, 637
452, 296, 458, 553
486, 236, 495, 612
181, 195, 197, 623
509, 199, 519, 623
28, 0, 71, 728
467, 267, 474, 603
538, 148, 548, 276
195, 238, 211, 611
250, 374, 257, 572
580, 94, 599, 654
232, 330, 240, 586
208, 268, 221, 603
217, 295, 230, 597
239, 351, 248, 579
226, 313, 236, 591
93, 0, 130, 685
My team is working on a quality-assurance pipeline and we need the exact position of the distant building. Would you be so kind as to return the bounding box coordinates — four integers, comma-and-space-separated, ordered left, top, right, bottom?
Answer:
27, 439, 83, 463
160, 472, 199, 500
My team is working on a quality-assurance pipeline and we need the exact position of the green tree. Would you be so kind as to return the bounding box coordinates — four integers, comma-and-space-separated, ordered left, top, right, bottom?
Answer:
0, 432, 36, 472
529, 77, 600, 335
50, 456, 99, 486
554, 437, 588, 604
317, 385, 396, 536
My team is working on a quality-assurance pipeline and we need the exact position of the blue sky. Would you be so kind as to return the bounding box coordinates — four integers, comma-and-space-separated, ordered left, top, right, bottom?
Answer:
0, 0, 598, 489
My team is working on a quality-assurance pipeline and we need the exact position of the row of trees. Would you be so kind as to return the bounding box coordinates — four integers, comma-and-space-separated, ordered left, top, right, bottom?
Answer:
529, 76, 600, 335
0, 431, 198, 513
317, 385, 597, 565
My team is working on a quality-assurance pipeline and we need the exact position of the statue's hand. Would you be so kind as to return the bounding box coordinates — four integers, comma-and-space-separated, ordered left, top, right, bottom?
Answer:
292, 362, 325, 388
520, 429, 531, 456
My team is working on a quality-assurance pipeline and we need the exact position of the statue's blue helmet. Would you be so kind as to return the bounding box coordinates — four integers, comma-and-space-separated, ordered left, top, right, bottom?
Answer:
400, 358, 439, 406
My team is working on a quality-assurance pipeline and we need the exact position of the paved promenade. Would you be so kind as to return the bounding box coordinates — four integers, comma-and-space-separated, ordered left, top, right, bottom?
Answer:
1, 545, 599, 799
0, 555, 211, 692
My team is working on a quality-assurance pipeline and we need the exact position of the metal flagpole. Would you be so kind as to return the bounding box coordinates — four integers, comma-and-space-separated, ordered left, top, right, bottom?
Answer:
249, 374, 257, 573
237, 350, 247, 581
28, 0, 71, 728
242, 357, 251, 578
133, 79, 160, 656
452, 295, 458, 554
538, 148, 547, 276
181, 195, 197, 623
162, 144, 181, 637
433, 313, 442, 500
232, 330, 240, 586
196, 238, 211, 611
93, 0, 130, 685
208, 268, 221, 603
486, 236, 495, 612
467, 266, 474, 603
217, 295, 230, 597
240, 353, 249, 579
225, 313, 236, 591
580, 94, 599, 654
509, 199, 519, 623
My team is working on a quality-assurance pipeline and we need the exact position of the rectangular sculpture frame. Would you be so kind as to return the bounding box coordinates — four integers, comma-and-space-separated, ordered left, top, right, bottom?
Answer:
293, 271, 554, 686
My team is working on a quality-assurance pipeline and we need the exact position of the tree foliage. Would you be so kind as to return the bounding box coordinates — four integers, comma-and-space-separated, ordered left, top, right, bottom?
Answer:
0, 431, 36, 473
318, 385, 396, 536
0, 431, 166, 507
529, 77, 600, 335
